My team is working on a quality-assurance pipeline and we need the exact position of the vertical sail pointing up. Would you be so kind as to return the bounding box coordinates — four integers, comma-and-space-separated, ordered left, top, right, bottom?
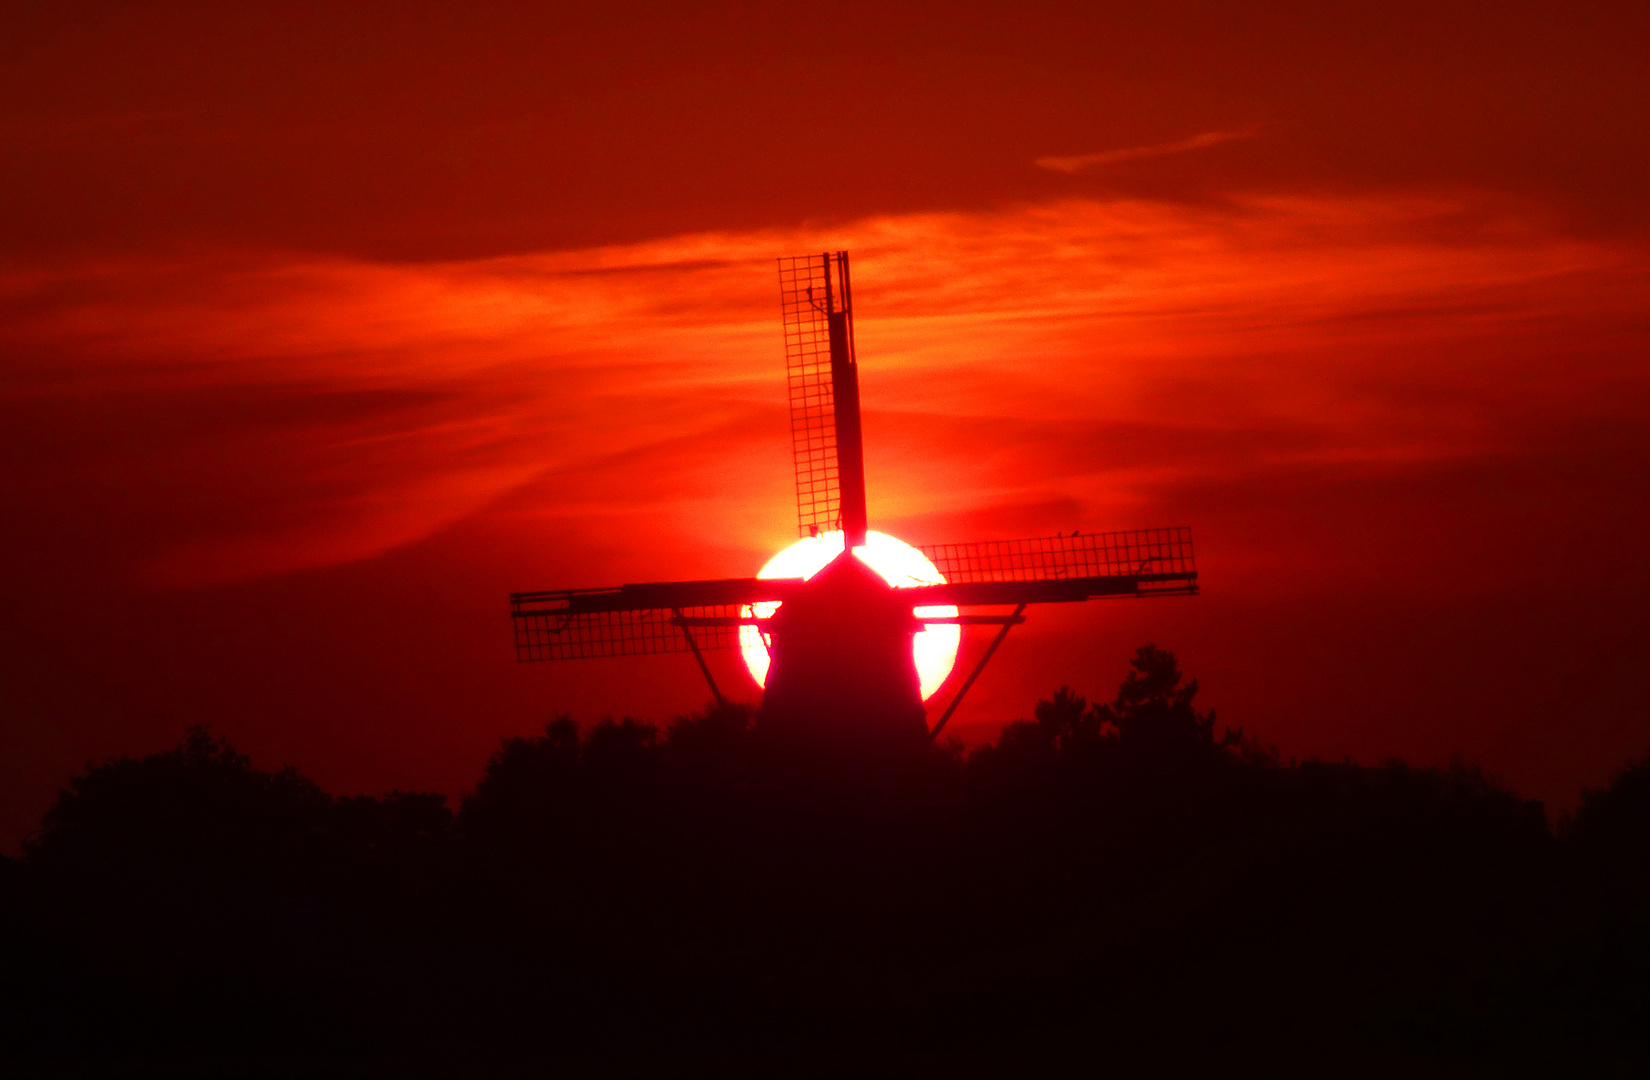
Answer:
778, 252, 867, 546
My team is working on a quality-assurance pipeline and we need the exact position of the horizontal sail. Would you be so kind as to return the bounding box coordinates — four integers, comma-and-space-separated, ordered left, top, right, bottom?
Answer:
902, 573, 1197, 607
512, 604, 750, 662
508, 531, 1198, 663
919, 527, 1195, 590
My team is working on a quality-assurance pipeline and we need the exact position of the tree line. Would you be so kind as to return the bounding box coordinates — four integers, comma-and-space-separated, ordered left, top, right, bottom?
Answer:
2, 645, 1646, 1074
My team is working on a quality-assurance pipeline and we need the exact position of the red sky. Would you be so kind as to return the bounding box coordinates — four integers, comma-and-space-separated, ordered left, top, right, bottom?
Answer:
3, 1, 1648, 850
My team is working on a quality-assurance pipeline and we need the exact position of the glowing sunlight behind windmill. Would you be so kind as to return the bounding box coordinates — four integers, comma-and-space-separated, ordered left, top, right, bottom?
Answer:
740, 531, 960, 699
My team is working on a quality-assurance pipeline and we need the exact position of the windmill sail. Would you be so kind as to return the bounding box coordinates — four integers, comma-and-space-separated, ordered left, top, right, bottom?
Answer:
919, 527, 1198, 597
510, 578, 804, 661
512, 606, 745, 661
778, 252, 866, 545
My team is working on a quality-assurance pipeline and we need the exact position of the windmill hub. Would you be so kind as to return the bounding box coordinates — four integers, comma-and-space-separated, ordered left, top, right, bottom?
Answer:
509, 251, 1200, 749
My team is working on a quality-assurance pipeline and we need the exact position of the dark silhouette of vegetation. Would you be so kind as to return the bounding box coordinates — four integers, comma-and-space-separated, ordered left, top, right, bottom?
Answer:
2, 644, 1646, 1073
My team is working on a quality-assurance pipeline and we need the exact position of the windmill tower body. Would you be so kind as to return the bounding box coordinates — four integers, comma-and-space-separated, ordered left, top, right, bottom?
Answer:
760, 550, 929, 751
510, 252, 1200, 749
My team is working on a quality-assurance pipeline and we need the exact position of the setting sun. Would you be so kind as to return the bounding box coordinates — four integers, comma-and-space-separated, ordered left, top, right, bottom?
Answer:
739, 531, 961, 700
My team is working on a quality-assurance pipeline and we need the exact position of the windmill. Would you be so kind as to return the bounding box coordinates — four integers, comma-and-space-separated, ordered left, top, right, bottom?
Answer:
510, 252, 1197, 748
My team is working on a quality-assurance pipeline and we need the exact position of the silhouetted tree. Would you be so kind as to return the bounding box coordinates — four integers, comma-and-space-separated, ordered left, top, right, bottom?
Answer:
27, 725, 332, 883
662, 699, 756, 768
1034, 684, 1104, 749
454, 715, 582, 844
1101, 643, 1237, 755
1563, 745, 1650, 1044
1568, 747, 1650, 864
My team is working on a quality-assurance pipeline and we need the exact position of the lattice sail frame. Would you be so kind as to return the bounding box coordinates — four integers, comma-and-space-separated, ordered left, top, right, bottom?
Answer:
920, 527, 1196, 596
512, 601, 747, 662
778, 253, 844, 538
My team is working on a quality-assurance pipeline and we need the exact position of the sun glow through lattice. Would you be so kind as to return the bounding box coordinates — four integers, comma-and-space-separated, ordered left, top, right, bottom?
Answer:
740, 531, 961, 700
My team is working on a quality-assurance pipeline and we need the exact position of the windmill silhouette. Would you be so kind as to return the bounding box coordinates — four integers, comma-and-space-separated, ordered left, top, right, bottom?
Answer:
511, 252, 1198, 747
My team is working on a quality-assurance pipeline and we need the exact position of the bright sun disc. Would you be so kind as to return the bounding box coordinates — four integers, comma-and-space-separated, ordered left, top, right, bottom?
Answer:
739, 531, 961, 700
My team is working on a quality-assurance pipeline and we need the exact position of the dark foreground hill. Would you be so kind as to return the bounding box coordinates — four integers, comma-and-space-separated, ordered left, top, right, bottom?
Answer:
3, 646, 1647, 1076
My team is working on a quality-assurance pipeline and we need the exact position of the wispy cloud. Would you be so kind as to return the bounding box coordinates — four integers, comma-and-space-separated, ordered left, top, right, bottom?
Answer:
1, 192, 1642, 589
1035, 128, 1260, 174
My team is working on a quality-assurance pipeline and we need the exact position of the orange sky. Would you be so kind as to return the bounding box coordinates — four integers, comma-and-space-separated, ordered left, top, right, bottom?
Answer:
3, 1, 1648, 849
